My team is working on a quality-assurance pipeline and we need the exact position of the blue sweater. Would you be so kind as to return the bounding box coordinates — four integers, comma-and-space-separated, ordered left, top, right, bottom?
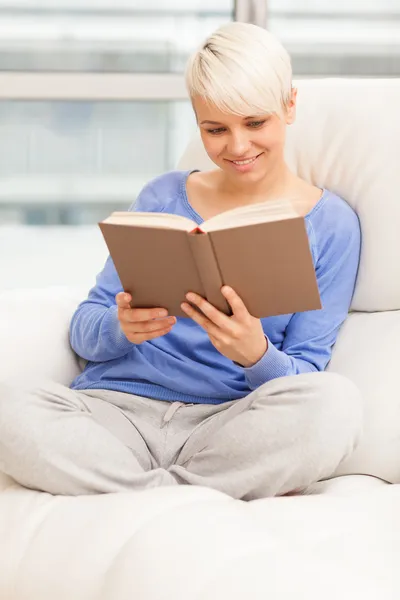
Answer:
70, 170, 361, 405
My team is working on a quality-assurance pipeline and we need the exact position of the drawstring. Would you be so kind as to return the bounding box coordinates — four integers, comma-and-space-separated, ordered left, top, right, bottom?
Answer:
161, 401, 194, 428
161, 401, 185, 428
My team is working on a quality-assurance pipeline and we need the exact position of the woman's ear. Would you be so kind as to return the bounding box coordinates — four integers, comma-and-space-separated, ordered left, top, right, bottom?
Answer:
285, 87, 297, 125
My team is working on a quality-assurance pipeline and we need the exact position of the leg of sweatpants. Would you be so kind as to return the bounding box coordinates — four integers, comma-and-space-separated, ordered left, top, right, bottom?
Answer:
169, 372, 364, 500
0, 381, 177, 495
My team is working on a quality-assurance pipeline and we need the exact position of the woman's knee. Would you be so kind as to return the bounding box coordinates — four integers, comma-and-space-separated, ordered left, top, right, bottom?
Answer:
0, 383, 39, 474
0, 382, 27, 430
300, 371, 364, 450
252, 371, 364, 447
312, 371, 363, 417
0, 381, 80, 440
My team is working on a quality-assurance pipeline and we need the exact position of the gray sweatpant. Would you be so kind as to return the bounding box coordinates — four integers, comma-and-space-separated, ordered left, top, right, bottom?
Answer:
0, 372, 363, 500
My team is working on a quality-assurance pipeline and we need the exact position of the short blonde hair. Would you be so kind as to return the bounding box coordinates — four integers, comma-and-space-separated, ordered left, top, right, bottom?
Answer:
185, 22, 293, 118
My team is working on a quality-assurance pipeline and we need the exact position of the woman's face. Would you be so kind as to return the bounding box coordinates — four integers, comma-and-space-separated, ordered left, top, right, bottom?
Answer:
193, 91, 296, 183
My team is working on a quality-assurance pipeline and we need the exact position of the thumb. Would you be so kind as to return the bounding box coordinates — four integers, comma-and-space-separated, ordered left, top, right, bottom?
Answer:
115, 292, 132, 308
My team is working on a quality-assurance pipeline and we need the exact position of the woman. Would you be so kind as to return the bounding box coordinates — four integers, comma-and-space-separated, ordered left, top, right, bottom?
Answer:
0, 22, 363, 500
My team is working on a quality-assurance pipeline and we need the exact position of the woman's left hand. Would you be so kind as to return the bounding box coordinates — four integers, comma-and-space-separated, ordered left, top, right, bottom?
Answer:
181, 286, 268, 368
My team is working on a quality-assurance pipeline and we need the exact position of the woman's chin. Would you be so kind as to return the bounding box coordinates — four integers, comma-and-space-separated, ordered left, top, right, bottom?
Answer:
221, 165, 267, 182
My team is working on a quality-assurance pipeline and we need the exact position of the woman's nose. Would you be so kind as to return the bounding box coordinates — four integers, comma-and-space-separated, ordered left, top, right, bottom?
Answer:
226, 132, 251, 157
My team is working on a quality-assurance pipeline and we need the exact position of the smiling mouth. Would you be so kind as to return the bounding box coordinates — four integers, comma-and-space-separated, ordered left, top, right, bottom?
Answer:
227, 153, 262, 165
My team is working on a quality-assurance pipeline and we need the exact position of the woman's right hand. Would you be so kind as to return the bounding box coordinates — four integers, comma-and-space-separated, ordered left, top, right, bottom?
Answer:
115, 292, 176, 344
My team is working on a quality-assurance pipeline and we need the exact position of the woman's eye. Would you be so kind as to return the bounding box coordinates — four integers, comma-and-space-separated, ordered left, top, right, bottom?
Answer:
207, 127, 226, 135
248, 120, 266, 128
206, 120, 267, 134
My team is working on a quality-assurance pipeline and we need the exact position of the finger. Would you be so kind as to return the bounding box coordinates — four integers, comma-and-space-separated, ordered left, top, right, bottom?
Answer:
208, 333, 229, 351
133, 325, 173, 344
115, 292, 169, 322
221, 286, 249, 320
120, 305, 169, 324
185, 292, 232, 329
127, 317, 176, 333
181, 302, 221, 337
115, 292, 132, 309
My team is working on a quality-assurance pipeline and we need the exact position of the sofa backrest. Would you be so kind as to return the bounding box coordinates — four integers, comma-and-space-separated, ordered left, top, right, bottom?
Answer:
178, 78, 400, 313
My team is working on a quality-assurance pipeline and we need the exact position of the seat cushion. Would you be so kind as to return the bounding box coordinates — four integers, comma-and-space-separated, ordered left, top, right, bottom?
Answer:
0, 480, 397, 600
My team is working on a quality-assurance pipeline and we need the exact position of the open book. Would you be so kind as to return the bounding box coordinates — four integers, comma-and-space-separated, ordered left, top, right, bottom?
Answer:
99, 198, 321, 318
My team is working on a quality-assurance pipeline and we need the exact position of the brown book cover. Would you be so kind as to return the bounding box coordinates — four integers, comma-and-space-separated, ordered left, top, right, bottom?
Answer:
98, 202, 321, 319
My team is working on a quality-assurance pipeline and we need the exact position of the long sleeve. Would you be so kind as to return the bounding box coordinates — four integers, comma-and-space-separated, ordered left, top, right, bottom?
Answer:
69, 256, 134, 362
69, 179, 163, 362
244, 205, 361, 390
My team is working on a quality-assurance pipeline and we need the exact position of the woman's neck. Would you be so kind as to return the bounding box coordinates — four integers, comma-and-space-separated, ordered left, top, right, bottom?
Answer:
217, 162, 296, 204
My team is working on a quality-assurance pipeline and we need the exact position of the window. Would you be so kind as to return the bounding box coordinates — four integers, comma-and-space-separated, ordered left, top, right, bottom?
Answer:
0, 99, 193, 225
0, 1, 234, 228
0, 0, 234, 73
1, 0, 396, 289
0, 0, 236, 289
268, 0, 400, 76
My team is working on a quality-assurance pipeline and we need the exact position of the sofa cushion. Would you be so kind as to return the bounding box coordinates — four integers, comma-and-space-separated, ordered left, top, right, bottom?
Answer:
328, 310, 400, 482
0, 482, 398, 599
0, 287, 84, 389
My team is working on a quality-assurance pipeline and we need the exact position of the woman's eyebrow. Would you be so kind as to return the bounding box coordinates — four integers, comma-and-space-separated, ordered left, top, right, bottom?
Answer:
200, 120, 223, 125
200, 116, 257, 125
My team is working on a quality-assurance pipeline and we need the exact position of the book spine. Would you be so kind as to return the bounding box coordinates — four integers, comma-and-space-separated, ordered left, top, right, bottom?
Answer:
187, 232, 231, 315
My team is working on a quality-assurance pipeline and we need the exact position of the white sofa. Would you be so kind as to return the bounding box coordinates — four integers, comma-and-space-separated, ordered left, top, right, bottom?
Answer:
0, 79, 399, 600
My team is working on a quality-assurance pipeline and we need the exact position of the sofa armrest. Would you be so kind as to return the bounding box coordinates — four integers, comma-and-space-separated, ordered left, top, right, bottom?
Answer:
0, 286, 86, 389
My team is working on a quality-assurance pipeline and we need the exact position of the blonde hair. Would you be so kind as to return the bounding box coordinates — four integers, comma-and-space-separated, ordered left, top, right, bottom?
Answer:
185, 22, 293, 119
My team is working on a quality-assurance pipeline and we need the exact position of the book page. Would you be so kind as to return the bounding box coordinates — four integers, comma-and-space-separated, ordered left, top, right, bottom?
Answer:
102, 212, 197, 232
201, 197, 298, 233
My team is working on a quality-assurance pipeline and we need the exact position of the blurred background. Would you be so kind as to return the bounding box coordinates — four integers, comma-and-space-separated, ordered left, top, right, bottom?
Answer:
1, 0, 399, 289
